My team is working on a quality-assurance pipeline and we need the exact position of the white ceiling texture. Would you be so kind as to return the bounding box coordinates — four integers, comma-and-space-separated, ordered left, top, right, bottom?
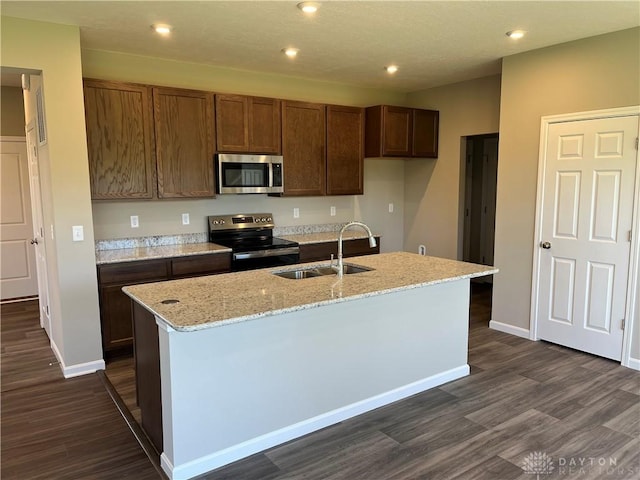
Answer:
1, 1, 639, 91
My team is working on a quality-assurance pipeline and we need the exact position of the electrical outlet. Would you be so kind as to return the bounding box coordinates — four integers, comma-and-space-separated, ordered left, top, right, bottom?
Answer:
388, 203, 394, 213
72, 225, 84, 242
130, 215, 139, 228
293, 208, 300, 219
182, 213, 190, 225
330, 206, 336, 216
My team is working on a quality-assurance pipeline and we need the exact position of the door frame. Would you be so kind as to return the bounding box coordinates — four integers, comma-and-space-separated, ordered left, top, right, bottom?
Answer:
530, 105, 640, 369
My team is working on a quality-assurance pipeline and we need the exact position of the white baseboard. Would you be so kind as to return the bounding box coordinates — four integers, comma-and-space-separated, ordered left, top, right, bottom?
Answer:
489, 320, 530, 339
162, 364, 470, 480
625, 357, 640, 371
50, 339, 105, 378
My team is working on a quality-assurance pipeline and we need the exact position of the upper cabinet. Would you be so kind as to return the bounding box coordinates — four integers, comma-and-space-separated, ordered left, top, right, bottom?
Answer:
153, 87, 216, 198
326, 105, 364, 195
281, 100, 326, 196
215, 94, 281, 154
84, 78, 367, 200
83, 79, 156, 199
365, 105, 439, 158
412, 108, 439, 158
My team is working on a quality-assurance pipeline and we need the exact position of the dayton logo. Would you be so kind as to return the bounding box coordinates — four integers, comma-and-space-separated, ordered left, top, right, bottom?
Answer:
522, 451, 555, 479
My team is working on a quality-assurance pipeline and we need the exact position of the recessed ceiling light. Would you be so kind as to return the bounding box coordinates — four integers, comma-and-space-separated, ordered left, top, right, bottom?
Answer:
297, 2, 320, 14
282, 48, 300, 58
385, 65, 399, 74
506, 30, 525, 39
152, 24, 172, 35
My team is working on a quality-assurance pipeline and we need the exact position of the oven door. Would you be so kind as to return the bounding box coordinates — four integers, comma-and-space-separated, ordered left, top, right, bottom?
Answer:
232, 247, 300, 271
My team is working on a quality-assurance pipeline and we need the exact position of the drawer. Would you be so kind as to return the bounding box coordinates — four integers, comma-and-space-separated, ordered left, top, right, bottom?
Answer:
98, 259, 169, 284
170, 253, 232, 278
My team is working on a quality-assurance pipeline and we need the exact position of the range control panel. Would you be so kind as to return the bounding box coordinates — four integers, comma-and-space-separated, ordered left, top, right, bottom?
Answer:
208, 213, 275, 230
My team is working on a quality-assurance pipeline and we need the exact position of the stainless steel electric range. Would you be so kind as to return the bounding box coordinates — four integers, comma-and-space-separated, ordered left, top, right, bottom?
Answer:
208, 213, 299, 271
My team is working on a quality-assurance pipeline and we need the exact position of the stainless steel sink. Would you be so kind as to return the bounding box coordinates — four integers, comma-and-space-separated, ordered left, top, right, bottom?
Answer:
273, 263, 374, 280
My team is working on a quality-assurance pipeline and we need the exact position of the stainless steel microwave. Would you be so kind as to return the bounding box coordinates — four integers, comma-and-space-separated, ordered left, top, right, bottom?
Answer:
216, 154, 284, 194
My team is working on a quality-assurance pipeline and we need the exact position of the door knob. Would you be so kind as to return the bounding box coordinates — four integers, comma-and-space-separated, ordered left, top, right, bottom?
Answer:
30, 238, 39, 245
540, 241, 551, 249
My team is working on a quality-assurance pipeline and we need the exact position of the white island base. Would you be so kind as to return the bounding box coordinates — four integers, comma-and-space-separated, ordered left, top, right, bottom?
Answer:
156, 278, 471, 480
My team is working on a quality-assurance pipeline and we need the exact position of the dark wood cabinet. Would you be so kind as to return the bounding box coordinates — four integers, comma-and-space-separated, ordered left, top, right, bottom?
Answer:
98, 259, 169, 354
83, 79, 155, 199
365, 105, 412, 157
365, 105, 439, 158
326, 105, 364, 195
215, 94, 281, 154
412, 109, 439, 158
97, 253, 231, 355
281, 100, 327, 196
170, 254, 232, 279
153, 87, 216, 198
299, 237, 381, 263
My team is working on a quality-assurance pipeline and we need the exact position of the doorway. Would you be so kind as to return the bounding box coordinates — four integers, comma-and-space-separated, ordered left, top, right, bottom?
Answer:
462, 133, 499, 280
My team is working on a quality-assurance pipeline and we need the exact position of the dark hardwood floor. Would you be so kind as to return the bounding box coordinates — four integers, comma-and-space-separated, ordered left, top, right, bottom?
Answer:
3, 283, 639, 479
1, 300, 161, 480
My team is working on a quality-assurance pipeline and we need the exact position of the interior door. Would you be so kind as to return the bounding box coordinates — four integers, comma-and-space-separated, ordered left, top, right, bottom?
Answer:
25, 123, 51, 337
0, 138, 38, 300
536, 115, 639, 360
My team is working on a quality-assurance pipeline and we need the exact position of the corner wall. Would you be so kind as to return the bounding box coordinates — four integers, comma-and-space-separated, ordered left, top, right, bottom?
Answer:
404, 75, 501, 258
1, 16, 103, 372
493, 28, 640, 358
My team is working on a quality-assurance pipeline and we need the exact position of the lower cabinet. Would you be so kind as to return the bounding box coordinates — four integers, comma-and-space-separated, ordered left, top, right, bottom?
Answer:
299, 237, 381, 263
97, 253, 231, 356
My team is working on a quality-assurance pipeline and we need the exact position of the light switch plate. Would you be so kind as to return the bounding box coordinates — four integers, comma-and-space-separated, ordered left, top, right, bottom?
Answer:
130, 215, 139, 228
72, 225, 84, 242
330, 206, 336, 216
293, 208, 300, 219
182, 213, 190, 225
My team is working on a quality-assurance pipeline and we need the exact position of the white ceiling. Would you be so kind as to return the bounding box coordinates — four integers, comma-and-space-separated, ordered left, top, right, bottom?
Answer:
2, 1, 639, 92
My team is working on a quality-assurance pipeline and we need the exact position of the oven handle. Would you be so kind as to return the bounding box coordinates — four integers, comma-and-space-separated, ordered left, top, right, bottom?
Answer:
233, 247, 300, 260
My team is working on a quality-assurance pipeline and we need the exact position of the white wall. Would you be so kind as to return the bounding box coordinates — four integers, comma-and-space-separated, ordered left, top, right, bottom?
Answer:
493, 27, 640, 358
404, 75, 502, 258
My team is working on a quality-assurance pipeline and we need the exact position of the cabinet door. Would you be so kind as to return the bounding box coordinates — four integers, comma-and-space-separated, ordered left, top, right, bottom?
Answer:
281, 101, 326, 196
215, 94, 249, 152
153, 87, 215, 198
326, 105, 364, 195
100, 283, 136, 351
382, 105, 412, 156
250, 97, 281, 154
170, 253, 232, 278
412, 109, 439, 158
83, 79, 155, 199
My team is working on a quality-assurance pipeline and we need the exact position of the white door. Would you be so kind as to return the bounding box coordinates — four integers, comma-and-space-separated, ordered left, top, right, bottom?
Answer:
0, 138, 38, 300
25, 123, 51, 336
536, 115, 639, 361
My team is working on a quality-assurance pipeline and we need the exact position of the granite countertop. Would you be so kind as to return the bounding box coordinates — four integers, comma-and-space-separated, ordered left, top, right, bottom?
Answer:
95, 230, 379, 264
96, 243, 231, 265
278, 231, 380, 244
123, 252, 498, 332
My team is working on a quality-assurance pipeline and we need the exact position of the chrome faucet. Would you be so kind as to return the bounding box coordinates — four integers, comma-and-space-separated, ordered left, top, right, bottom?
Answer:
335, 221, 377, 278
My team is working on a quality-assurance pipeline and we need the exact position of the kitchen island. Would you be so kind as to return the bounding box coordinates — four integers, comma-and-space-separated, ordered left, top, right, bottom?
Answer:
124, 252, 496, 480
